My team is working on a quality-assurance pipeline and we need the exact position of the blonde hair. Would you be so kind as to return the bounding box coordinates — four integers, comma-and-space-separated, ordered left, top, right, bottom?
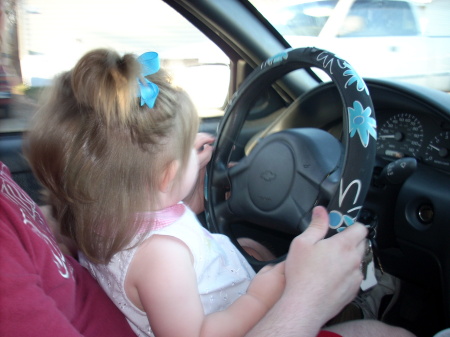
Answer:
25, 48, 199, 263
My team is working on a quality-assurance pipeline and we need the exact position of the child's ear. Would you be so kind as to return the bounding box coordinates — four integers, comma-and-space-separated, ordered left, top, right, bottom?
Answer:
160, 160, 180, 193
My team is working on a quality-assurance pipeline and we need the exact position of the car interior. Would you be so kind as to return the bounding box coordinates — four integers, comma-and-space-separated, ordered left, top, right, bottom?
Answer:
1, 0, 449, 336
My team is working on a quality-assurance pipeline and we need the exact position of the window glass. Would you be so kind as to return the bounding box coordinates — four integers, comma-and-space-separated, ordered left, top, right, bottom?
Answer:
273, 0, 420, 37
0, 0, 229, 132
251, 0, 450, 93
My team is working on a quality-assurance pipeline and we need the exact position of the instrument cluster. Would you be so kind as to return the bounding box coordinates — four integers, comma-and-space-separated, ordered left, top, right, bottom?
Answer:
376, 111, 450, 172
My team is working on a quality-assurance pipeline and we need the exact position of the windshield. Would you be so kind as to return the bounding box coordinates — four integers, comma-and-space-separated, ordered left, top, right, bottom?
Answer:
250, 0, 450, 93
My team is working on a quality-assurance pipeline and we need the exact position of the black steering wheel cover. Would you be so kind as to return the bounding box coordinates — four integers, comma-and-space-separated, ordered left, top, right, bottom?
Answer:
205, 47, 376, 262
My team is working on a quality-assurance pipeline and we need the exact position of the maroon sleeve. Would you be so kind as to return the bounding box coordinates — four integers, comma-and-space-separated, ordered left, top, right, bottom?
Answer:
0, 215, 83, 336
317, 331, 342, 337
0, 162, 134, 337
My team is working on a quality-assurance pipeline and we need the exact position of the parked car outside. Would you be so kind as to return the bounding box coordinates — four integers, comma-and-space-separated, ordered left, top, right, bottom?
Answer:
256, 0, 450, 91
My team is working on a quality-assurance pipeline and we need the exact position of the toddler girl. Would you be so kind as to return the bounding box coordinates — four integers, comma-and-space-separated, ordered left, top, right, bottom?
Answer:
26, 48, 284, 337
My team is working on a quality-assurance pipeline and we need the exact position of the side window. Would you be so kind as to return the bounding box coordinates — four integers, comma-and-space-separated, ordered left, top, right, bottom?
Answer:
0, 0, 229, 133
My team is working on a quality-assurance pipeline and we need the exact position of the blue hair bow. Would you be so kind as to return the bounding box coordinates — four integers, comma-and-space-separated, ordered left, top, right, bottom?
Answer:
137, 52, 160, 108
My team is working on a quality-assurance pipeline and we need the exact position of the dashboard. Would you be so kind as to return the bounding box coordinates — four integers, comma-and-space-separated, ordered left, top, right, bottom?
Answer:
377, 110, 450, 173
279, 78, 450, 334
291, 78, 450, 175
250, 77, 450, 177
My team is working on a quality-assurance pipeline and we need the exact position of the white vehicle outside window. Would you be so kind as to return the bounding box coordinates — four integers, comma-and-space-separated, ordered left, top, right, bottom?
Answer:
251, 0, 450, 92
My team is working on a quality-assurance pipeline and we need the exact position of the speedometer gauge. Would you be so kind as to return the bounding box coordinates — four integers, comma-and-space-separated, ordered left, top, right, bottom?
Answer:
424, 131, 450, 170
377, 113, 424, 159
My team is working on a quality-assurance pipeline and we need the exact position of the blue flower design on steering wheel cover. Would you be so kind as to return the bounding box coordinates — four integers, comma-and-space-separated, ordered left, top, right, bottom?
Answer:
329, 210, 356, 232
348, 100, 377, 148
342, 61, 369, 95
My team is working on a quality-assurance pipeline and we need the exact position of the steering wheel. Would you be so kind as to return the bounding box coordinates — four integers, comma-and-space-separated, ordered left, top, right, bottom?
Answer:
204, 47, 377, 270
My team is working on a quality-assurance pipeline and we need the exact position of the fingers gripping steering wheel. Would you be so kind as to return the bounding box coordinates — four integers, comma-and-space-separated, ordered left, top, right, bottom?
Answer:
204, 47, 377, 271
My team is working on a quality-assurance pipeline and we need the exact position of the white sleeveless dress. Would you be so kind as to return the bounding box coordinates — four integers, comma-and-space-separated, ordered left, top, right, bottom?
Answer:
80, 203, 255, 336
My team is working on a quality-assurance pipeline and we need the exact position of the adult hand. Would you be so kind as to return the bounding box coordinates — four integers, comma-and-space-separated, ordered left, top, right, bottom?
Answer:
284, 206, 368, 326
246, 206, 367, 337
183, 133, 215, 214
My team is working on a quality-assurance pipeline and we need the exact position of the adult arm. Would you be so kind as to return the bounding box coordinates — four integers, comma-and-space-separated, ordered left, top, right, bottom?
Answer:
245, 206, 367, 337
